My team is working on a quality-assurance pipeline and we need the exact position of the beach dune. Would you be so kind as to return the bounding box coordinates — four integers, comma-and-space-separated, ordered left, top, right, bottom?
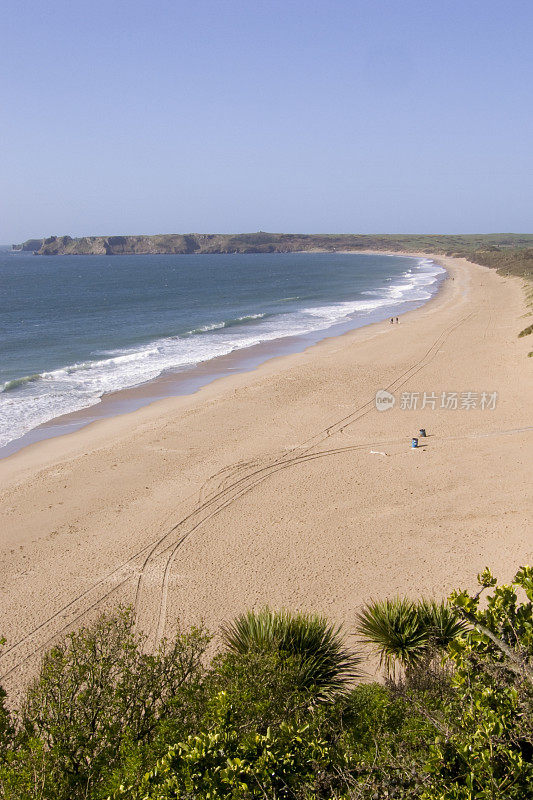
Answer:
0, 255, 531, 690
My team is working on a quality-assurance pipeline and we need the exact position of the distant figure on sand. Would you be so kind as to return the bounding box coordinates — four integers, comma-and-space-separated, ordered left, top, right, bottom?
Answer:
390, 318, 394, 324
395, 317, 399, 323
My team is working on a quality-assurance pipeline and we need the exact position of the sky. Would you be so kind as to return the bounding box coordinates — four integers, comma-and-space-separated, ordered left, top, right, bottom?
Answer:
1, 0, 532, 241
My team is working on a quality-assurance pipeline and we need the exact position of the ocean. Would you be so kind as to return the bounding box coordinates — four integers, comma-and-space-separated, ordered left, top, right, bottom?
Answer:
0, 250, 445, 453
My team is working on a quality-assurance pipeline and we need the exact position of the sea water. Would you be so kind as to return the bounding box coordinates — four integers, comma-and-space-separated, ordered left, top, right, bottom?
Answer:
0, 250, 445, 451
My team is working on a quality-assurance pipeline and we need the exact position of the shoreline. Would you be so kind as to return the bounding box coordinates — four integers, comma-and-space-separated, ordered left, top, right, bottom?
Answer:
1, 252, 531, 692
0, 252, 444, 460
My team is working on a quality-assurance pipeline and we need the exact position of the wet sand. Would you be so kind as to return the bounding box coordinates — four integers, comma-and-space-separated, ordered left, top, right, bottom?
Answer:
0, 254, 531, 690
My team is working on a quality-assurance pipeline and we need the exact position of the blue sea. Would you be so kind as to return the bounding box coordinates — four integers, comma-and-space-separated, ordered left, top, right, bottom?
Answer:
0, 250, 445, 452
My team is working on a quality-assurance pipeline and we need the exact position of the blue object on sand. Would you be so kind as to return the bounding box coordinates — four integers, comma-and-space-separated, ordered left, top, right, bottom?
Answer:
412, 437, 418, 448
419, 428, 426, 437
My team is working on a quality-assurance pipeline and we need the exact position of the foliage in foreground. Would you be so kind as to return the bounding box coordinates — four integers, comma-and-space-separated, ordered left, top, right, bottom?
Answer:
114, 691, 333, 800
220, 607, 363, 700
0, 568, 532, 800
356, 598, 467, 677
0, 610, 210, 800
427, 566, 533, 799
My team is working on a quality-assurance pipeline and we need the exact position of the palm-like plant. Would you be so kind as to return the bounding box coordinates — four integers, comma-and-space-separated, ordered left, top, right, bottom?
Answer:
418, 600, 468, 648
356, 598, 468, 678
356, 598, 429, 677
220, 608, 362, 699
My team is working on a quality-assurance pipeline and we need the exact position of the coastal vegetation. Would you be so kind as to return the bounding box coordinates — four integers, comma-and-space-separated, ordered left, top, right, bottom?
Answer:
0, 567, 531, 799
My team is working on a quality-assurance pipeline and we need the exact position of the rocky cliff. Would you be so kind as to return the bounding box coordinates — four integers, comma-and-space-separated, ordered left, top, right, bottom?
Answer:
12, 238, 45, 252
14, 232, 533, 258
22, 232, 365, 256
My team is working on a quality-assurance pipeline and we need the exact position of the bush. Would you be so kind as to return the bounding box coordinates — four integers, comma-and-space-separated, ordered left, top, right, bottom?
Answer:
205, 649, 318, 733
420, 568, 533, 798
0, 662, 14, 763
221, 607, 362, 700
112, 691, 333, 799
1, 609, 210, 800
356, 598, 465, 680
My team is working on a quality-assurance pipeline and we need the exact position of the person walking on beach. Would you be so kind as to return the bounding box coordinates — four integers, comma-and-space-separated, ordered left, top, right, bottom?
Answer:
390, 318, 394, 324
395, 317, 399, 324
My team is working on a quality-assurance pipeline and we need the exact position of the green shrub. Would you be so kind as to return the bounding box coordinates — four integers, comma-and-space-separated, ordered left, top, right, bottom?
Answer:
0, 639, 14, 762
112, 691, 332, 799
421, 567, 533, 799
205, 649, 317, 733
1, 609, 209, 800
221, 607, 362, 700
356, 598, 466, 679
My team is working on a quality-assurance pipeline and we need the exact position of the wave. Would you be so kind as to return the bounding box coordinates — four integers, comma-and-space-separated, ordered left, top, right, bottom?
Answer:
0, 257, 445, 449
181, 313, 267, 337
182, 322, 227, 335
235, 313, 266, 322
0, 317, 271, 398
1, 373, 42, 392
302, 259, 444, 323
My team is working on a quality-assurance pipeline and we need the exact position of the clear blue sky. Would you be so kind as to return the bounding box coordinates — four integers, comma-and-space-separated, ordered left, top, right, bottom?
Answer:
2, 0, 532, 241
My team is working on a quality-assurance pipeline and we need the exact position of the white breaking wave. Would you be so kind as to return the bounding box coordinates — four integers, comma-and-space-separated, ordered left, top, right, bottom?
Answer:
0, 258, 445, 448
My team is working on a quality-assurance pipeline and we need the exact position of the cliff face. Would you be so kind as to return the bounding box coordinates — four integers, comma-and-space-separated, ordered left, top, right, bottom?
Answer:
29, 234, 217, 255
15, 232, 533, 258
12, 239, 44, 252
19, 231, 410, 256
15, 232, 425, 256
28, 232, 314, 256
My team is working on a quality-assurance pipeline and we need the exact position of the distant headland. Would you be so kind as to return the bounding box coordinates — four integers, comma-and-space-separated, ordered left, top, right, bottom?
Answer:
12, 234, 533, 281
12, 232, 533, 263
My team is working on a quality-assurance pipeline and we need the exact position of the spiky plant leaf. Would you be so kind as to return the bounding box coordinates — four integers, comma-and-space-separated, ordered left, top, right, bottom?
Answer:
220, 608, 362, 699
418, 600, 468, 648
356, 598, 429, 677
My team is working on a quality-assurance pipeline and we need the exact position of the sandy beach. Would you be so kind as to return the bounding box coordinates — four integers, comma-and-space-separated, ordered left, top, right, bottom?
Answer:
1, 253, 531, 692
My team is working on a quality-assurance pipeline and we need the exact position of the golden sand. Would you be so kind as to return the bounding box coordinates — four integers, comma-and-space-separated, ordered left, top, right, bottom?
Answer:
1, 254, 531, 689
